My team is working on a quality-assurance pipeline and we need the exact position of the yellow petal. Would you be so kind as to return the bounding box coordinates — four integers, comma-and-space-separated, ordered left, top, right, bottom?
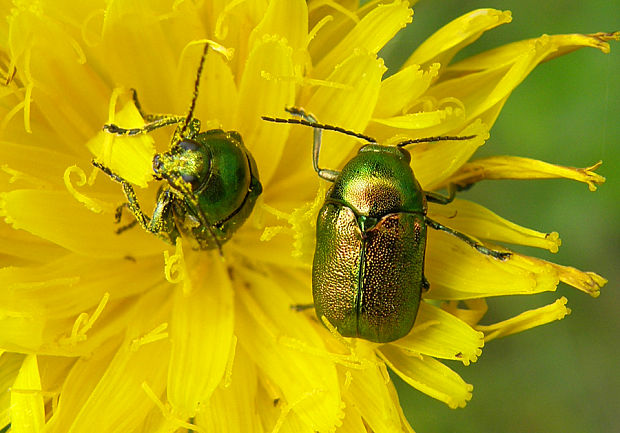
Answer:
476, 297, 571, 342
545, 31, 620, 58
448, 157, 606, 192
392, 302, 484, 365
254, 382, 300, 433
428, 32, 618, 129
0, 222, 65, 265
405, 9, 512, 70
249, 0, 308, 54
130, 407, 177, 433
276, 51, 385, 191
36, 355, 75, 408
0, 141, 77, 191
65, 287, 171, 432
441, 299, 489, 333
379, 344, 472, 409
528, 257, 607, 297
237, 229, 311, 270
308, 50, 386, 158
235, 35, 296, 185
10, 355, 45, 433
0, 254, 164, 355
386, 374, 416, 433
448, 32, 620, 73
428, 198, 562, 253
235, 268, 342, 432
272, 408, 314, 433
373, 63, 440, 118
167, 252, 234, 417
425, 238, 558, 300
0, 189, 163, 258
0, 254, 161, 320
367, 95, 470, 144
257, 185, 324, 265
412, 119, 488, 189
0, 309, 46, 355
6, 4, 105, 142
195, 52, 239, 129
97, 3, 189, 113
43, 337, 119, 433
194, 347, 261, 433
343, 356, 405, 432
87, 100, 155, 188
337, 403, 366, 433
311, 0, 412, 79
371, 105, 464, 130
0, 352, 25, 427
427, 51, 544, 128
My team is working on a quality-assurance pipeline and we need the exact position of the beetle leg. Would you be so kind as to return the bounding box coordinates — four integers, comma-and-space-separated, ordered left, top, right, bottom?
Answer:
103, 114, 186, 137
262, 107, 378, 181
108, 43, 211, 139
107, 67, 206, 139
425, 183, 456, 204
425, 217, 511, 260
422, 275, 430, 291
113, 204, 139, 234
92, 161, 178, 243
105, 89, 184, 135
115, 219, 139, 234
291, 303, 314, 312
165, 172, 224, 255
171, 118, 202, 144
283, 107, 342, 182
114, 203, 125, 223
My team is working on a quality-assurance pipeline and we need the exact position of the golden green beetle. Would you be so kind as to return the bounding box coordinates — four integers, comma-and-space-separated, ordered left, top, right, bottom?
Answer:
93, 43, 262, 252
264, 108, 510, 343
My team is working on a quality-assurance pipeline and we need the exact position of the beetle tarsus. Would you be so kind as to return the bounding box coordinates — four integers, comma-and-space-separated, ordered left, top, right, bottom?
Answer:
115, 220, 138, 235
425, 184, 456, 205
425, 217, 511, 260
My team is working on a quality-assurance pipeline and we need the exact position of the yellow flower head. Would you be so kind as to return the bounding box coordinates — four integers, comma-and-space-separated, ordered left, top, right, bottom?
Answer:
0, 1, 616, 432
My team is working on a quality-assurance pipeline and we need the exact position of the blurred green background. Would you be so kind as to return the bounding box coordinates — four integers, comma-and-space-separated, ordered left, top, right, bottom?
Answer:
378, 1, 619, 432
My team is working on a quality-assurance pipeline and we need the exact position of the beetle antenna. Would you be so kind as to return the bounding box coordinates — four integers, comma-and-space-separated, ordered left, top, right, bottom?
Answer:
179, 42, 210, 137
261, 115, 377, 144
396, 134, 476, 147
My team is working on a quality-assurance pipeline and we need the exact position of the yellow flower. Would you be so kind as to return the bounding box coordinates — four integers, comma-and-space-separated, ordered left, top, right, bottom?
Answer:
0, 1, 616, 432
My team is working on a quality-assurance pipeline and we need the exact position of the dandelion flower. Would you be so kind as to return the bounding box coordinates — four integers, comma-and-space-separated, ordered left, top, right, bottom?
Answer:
0, 1, 616, 432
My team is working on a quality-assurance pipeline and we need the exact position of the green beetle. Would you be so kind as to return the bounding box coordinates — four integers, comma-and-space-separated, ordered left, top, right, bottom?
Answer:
93, 43, 262, 252
263, 108, 509, 343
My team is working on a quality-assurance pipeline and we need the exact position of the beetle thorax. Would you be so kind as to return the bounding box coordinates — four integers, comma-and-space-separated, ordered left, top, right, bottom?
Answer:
328, 150, 426, 218
335, 175, 403, 216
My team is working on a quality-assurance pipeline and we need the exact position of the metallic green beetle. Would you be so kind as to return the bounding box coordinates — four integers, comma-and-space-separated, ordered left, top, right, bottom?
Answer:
264, 108, 510, 343
93, 43, 262, 252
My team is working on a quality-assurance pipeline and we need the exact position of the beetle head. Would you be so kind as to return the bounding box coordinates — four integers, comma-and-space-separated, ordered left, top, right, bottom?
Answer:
152, 139, 211, 193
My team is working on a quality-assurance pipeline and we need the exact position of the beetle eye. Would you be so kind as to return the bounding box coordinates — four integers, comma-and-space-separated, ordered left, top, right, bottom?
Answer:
177, 140, 209, 192
179, 140, 200, 152
181, 173, 198, 188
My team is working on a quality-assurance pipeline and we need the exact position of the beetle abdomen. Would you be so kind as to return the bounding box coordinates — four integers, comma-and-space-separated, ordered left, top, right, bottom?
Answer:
358, 212, 426, 342
312, 203, 426, 343
313, 203, 361, 337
